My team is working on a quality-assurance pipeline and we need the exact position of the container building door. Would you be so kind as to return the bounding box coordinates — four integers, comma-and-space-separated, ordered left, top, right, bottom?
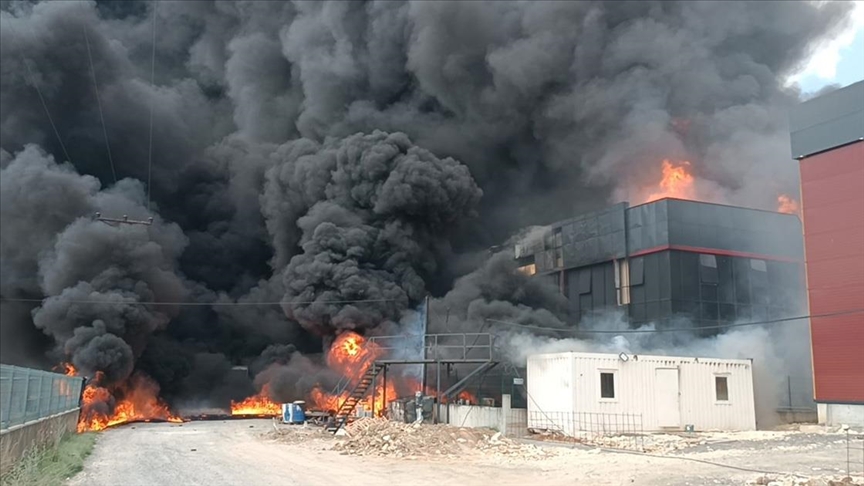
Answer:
655, 368, 681, 427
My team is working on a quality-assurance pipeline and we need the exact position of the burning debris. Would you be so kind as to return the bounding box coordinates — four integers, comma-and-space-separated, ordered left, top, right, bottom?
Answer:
229, 384, 281, 417
62, 364, 182, 432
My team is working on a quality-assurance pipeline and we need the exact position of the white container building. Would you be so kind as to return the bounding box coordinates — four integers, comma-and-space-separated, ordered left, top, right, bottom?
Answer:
527, 351, 756, 433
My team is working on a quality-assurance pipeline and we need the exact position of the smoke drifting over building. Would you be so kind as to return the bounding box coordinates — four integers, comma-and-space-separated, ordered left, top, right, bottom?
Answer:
0, 1, 853, 412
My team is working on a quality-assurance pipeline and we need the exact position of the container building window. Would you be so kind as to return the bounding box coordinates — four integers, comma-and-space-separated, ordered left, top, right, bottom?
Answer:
715, 376, 729, 402
600, 372, 615, 399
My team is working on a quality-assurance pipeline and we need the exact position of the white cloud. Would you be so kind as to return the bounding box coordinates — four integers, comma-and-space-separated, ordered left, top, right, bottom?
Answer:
787, 1, 864, 84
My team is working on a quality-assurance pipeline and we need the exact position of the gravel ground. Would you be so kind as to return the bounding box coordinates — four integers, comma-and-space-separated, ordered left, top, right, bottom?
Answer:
67, 419, 864, 486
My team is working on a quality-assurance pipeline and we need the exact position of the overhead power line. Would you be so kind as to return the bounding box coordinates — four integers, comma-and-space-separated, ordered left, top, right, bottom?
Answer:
485, 308, 864, 334
146, 0, 157, 212
83, 27, 117, 184
0, 297, 400, 307
22, 59, 75, 166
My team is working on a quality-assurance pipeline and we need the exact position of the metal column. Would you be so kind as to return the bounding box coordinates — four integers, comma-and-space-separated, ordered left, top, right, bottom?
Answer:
381, 365, 387, 418
435, 360, 441, 424
371, 365, 377, 417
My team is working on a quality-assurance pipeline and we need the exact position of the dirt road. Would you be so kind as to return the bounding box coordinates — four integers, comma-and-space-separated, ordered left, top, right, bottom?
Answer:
68, 419, 863, 486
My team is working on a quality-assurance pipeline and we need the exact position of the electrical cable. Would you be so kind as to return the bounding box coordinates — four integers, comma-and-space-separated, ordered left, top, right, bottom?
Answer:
22, 59, 75, 166
580, 444, 811, 478
0, 297, 401, 307
84, 26, 117, 184
485, 308, 864, 334
146, 1, 157, 212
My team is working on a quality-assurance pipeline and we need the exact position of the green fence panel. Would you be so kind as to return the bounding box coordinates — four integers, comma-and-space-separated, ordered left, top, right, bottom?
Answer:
0, 364, 84, 430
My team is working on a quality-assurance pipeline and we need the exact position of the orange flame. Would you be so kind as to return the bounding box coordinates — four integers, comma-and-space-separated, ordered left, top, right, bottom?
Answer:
58, 362, 77, 376
643, 159, 696, 203
326, 331, 382, 372
75, 370, 182, 433
230, 384, 281, 416
457, 390, 477, 404
307, 331, 399, 416
777, 194, 800, 215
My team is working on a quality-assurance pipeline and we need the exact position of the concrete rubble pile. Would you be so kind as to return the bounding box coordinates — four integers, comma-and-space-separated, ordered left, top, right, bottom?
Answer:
748, 475, 864, 486
332, 418, 549, 459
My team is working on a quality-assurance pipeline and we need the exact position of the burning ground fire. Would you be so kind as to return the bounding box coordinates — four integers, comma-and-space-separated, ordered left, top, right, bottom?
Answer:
63, 330, 443, 432
230, 384, 281, 416
61, 364, 182, 432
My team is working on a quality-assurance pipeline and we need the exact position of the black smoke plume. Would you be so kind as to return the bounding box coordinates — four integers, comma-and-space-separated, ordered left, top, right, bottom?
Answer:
268, 130, 482, 336
0, 1, 852, 411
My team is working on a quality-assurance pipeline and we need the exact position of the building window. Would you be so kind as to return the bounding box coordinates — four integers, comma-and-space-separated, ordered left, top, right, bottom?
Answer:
578, 271, 592, 295
700, 254, 719, 284
630, 257, 645, 286
615, 259, 631, 305
600, 372, 615, 399
750, 259, 767, 272
715, 376, 729, 402
517, 264, 536, 276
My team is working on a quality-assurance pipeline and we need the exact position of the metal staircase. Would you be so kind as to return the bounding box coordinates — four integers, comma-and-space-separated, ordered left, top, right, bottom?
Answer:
326, 362, 384, 434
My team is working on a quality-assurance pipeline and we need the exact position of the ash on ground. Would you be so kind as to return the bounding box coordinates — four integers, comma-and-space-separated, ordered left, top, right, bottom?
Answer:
331, 418, 549, 459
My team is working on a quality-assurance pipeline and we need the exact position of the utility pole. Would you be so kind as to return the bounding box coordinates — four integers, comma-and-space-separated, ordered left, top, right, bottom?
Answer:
94, 212, 153, 226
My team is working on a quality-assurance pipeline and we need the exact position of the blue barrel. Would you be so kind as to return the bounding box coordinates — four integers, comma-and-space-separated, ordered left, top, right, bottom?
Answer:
281, 403, 294, 423
291, 401, 306, 424
282, 402, 306, 424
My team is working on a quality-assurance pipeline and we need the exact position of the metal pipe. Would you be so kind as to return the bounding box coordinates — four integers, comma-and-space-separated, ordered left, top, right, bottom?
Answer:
371, 364, 377, 418
435, 360, 441, 424
446, 363, 451, 424
420, 295, 429, 393
382, 365, 387, 418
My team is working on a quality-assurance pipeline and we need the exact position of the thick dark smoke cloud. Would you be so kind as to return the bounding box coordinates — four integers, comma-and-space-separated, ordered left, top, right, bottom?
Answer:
432, 250, 569, 334
1, 146, 187, 389
268, 131, 482, 335
0, 1, 852, 409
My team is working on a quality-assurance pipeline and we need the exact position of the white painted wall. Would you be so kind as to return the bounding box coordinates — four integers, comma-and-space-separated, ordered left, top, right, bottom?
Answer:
444, 404, 527, 436
818, 403, 864, 427
527, 352, 756, 432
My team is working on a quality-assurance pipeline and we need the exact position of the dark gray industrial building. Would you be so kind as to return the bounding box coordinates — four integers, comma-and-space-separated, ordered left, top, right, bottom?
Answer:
514, 198, 806, 331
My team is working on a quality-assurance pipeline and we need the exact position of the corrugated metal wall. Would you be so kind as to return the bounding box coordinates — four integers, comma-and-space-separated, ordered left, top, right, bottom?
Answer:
800, 141, 864, 404
527, 353, 575, 414
789, 80, 864, 158
527, 352, 756, 432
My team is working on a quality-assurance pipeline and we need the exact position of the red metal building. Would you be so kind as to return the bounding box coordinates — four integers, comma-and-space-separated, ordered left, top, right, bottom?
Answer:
790, 80, 864, 426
